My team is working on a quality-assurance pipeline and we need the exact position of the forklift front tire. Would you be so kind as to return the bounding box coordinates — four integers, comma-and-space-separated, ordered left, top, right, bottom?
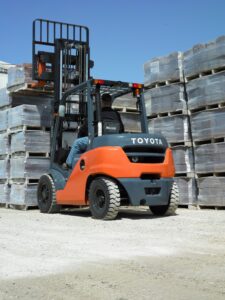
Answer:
37, 174, 61, 214
89, 177, 120, 220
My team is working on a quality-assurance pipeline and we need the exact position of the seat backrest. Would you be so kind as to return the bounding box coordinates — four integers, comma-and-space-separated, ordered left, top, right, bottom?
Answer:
102, 120, 121, 134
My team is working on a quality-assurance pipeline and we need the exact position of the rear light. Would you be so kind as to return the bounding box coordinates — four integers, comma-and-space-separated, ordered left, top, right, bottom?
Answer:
133, 83, 143, 88
94, 79, 105, 85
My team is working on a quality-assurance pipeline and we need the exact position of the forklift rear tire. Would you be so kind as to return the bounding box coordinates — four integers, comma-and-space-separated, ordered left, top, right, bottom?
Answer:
37, 174, 61, 214
89, 177, 120, 220
149, 182, 179, 216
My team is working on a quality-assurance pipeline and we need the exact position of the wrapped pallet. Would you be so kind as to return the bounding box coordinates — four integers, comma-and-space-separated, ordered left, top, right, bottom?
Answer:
0, 182, 10, 204
7, 64, 32, 90
113, 93, 137, 111
9, 183, 38, 207
144, 84, 186, 116
0, 109, 8, 132
148, 115, 190, 144
0, 88, 10, 108
195, 143, 225, 174
172, 146, 194, 176
186, 71, 225, 111
10, 157, 50, 180
144, 52, 183, 87
197, 177, 225, 207
0, 158, 10, 179
11, 131, 50, 154
8, 104, 51, 131
191, 108, 225, 141
174, 177, 197, 206
0, 133, 9, 156
183, 36, 225, 78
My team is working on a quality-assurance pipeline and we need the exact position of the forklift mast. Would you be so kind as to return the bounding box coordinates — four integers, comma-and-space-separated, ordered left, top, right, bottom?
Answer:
32, 19, 93, 113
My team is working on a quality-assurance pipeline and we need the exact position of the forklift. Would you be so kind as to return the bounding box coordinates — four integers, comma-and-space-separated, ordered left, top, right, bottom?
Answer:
34, 19, 179, 220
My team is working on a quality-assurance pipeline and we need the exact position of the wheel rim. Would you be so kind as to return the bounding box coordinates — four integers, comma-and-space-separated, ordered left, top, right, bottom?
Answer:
94, 189, 106, 210
40, 184, 50, 203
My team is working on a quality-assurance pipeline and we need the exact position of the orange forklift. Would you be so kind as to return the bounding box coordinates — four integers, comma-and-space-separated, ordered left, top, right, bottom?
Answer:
33, 19, 179, 220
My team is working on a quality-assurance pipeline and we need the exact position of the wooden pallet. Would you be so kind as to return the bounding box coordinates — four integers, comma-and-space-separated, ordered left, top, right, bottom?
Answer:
169, 140, 192, 147
11, 151, 50, 158
6, 204, 38, 211
193, 136, 225, 146
8, 125, 50, 134
178, 204, 198, 210
145, 78, 184, 89
175, 172, 195, 178
9, 178, 40, 185
195, 172, 225, 178
197, 205, 225, 210
185, 66, 225, 82
189, 102, 225, 114
148, 109, 189, 119
113, 106, 138, 113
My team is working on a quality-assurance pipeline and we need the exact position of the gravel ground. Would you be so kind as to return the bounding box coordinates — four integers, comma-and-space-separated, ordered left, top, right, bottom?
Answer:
0, 207, 225, 300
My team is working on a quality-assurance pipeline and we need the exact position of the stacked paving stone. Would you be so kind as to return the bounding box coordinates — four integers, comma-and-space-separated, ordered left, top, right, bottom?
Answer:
0, 64, 52, 208
112, 93, 141, 132
184, 36, 225, 207
144, 52, 197, 206
0, 62, 11, 205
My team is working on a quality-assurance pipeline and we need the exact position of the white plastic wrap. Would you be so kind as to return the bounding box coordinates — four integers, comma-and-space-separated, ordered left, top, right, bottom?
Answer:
144, 84, 186, 116
197, 177, 225, 206
0, 183, 10, 204
8, 104, 51, 129
0, 109, 8, 132
113, 93, 137, 110
172, 146, 194, 174
191, 108, 225, 141
120, 113, 141, 132
148, 115, 190, 144
183, 36, 225, 77
0, 88, 10, 108
0, 133, 9, 156
7, 64, 32, 88
195, 143, 225, 174
10, 157, 50, 179
186, 72, 225, 110
11, 131, 50, 154
0, 158, 10, 179
9, 184, 38, 206
144, 52, 183, 86
174, 177, 197, 205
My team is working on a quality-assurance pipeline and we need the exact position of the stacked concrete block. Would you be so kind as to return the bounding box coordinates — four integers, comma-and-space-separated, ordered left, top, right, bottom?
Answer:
8, 105, 51, 208
0, 84, 10, 205
7, 64, 32, 91
183, 36, 225, 80
0, 65, 53, 208
144, 52, 196, 206
144, 52, 183, 87
145, 84, 187, 116
185, 37, 225, 207
113, 93, 141, 132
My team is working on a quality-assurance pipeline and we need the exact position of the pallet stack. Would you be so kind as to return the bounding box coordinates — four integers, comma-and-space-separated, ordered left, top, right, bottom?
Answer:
0, 62, 11, 205
144, 52, 197, 206
0, 64, 52, 209
184, 36, 225, 208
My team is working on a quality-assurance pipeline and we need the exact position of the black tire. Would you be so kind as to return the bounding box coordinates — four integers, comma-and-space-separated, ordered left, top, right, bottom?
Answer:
89, 177, 120, 220
37, 174, 61, 213
149, 182, 179, 216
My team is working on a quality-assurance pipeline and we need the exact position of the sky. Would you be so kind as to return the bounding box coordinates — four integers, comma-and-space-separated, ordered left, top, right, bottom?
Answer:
0, 0, 225, 82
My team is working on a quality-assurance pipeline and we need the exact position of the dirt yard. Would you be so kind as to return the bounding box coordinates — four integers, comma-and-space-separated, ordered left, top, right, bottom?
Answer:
0, 207, 225, 300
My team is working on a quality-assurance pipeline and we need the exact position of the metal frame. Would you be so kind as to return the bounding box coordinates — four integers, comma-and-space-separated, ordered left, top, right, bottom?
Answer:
51, 79, 148, 166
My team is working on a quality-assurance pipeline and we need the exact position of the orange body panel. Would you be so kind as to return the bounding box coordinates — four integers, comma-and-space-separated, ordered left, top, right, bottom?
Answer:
56, 146, 175, 206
